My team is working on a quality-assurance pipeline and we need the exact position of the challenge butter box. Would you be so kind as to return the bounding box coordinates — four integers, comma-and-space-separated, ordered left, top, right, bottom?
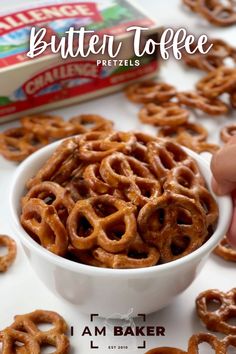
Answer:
0, 0, 160, 123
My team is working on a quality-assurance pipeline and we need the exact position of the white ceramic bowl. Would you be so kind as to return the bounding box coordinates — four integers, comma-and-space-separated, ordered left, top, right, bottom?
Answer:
9, 140, 232, 317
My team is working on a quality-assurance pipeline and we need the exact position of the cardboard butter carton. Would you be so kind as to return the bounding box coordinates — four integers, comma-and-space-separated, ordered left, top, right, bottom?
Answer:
0, 0, 160, 122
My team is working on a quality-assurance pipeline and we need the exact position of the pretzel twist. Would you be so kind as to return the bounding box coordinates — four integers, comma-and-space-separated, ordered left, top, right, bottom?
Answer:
196, 288, 236, 334
125, 81, 176, 103
214, 236, 236, 262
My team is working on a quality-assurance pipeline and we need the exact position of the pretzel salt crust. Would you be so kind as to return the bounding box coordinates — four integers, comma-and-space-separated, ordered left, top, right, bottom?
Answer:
0, 235, 17, 273
214, 235, 236, 262
0, 310, 69, 354
125, 81, 176, 103
139, 102, 189, 127
0, 127, 48, 162
196, 288, 236, 335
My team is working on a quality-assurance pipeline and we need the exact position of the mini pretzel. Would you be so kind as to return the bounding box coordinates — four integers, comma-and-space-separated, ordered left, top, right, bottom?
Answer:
26, 137, 80, 189
176, 134, 220, 154
182, 38, 235, 72
221, 335, 236, 352
139, 102, 189, 127
214, 236, 236, 262
130, 132, 157, 162
0, 127, 48, 162
230, 91, 236, 108
100, 152, 161, 206
21, 114, 77, 139
196, 288, 236, 334
196, 0, 236, 27
182, 0, 198, 11
220, 124, 236, 143
125, 81, 176, 104
83, 163, 111, 194
0, 328, 40, 354
67, 195, 137, 253
187, 333, 224, 354
79, 131, 135, 162
21, 198, 68, 256
1, 310, 69, 354
22, 181, 75, 225
158, 122, 208, 143
0, 235, 17, 272
147, 140, 198, 181
92, 234, 160, 268
65, 171, 95, 202
145, 348, 187, 354
196, 67, 236, 98
69, 114, 113, 133
177, 91, 229, 115
138, 193, 206, 263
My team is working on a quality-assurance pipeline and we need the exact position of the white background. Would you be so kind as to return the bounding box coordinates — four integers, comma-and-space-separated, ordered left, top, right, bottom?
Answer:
0, 1, 235, 353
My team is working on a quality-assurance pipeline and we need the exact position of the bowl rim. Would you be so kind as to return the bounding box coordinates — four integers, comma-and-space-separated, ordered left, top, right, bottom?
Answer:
9, 138, 233, 277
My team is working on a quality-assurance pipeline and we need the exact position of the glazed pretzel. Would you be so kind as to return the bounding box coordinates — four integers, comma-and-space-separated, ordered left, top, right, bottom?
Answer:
21, 198, 68, 256
145, 348, 187, 354
182, 38, 235, 72
220, 124, 236, 143
221, 335, 236, 352
79, 131, 136, 162
125, 81, 176, 103
177, 91, 229, 115
67, 195, 137, 253
196, 0, 236, 27
1, 310, 69, 354
214, 236, 236, 262
0, 235, 17, 272
0, 328, 40, 354
158, 122, 208, 143
177, 134, 220, 154
26, 137, 80, 189
139, 102, 189, 127
187, 333, 224, 354
196, 66, 236, 98
21, 114, 77, 139
65, 168, 96, 202
22, 181, 75, 225
147, 140, 198, 181
92, 234, 160, 268
83, 163, 111, 194
69, 114, 113, 133
0, 127, 48, 162
99, 152, 161, 206
138, 193, 207, 263
196, 288, 236, 334
130, 132, 157, 163
182, 0, 198, 11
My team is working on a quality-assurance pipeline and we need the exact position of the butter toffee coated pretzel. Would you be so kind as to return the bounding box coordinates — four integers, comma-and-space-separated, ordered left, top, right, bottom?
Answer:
214, 235, 236, 262
0, 310, 69, 354
220, 124, 236, 143
196, 288, 236, 335
20, 131, 218, 268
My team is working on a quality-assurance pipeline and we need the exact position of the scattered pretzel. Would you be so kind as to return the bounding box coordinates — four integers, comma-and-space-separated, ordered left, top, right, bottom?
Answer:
0, 235, 17, 273
214, 236, 236, 262
0, 127, 48, 162
158, 122, 208, 143
196, 288, 236, 334
196, 67, 236, 98
68, 114, 113, 133
177, 91, 229, 115
196, 0, 236, 27
125, 81, 176, 104
139, 102, 189, 127
0, 310, 69, 354
220, 124, 236, 143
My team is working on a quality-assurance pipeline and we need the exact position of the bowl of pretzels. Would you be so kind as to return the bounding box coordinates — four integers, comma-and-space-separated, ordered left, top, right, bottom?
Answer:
9, 130, 232, 317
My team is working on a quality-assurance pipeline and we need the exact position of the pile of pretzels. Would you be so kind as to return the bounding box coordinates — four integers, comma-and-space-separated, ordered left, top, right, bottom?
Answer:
20, 130, 218, 269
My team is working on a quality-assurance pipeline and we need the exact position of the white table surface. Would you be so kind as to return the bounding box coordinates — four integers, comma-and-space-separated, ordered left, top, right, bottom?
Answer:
0, 1, 235, 353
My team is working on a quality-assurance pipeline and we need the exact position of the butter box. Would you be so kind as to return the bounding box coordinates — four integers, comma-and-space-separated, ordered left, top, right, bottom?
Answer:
0, 0, 160, 122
